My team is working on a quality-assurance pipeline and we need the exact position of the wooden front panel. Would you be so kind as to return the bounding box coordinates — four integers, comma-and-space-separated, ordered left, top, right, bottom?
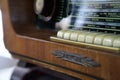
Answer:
1, 0, 120, 80
9, 36, 120, 80
42, 42, 120, 80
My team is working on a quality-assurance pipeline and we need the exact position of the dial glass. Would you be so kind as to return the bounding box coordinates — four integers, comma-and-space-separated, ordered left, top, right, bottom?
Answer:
35, 0, 120, 34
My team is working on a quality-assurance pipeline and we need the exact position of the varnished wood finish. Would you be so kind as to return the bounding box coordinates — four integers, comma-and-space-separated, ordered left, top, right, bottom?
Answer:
1, 0, 120, 80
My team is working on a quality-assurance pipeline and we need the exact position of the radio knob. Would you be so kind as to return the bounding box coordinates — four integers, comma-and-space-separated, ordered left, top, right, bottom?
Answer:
35, 0, 44, 14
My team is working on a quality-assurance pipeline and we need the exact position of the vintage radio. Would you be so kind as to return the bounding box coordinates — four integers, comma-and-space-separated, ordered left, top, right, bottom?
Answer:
1, 0, 120, 80
34, 0, 120, 53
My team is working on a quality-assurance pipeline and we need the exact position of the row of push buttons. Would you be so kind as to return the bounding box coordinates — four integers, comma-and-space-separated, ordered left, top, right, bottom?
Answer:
57, 30, 120, 48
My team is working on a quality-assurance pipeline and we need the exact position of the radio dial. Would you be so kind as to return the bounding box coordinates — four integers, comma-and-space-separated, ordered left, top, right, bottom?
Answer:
35, 0, 44, 14
35, 0, 56, 21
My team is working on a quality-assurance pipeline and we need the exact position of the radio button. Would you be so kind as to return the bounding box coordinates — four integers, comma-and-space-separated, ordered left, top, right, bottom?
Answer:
63, 30, 74, 40
102, 35, 118, 47
77, 32, 90, 42
70, 31, 83, 41
85, 33, 100, 44
113, 37, 120, 48
57, 30, 68, 38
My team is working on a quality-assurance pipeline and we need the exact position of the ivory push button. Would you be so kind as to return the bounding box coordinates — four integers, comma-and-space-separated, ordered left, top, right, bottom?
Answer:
102, 35, 118, 47
57, 30, 68, 38
85, 33, 100, 44
113, 37, 120, 48
70, 31, 83, 41
63, 30, 73, 40
94, 34, 109, 45
77, 32, 90, 42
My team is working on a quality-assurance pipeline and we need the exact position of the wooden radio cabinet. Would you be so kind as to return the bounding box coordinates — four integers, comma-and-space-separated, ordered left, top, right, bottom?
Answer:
0, 0, 120, 80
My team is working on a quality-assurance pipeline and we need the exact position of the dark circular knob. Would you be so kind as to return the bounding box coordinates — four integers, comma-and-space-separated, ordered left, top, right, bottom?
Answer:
35, 0, 56, 21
